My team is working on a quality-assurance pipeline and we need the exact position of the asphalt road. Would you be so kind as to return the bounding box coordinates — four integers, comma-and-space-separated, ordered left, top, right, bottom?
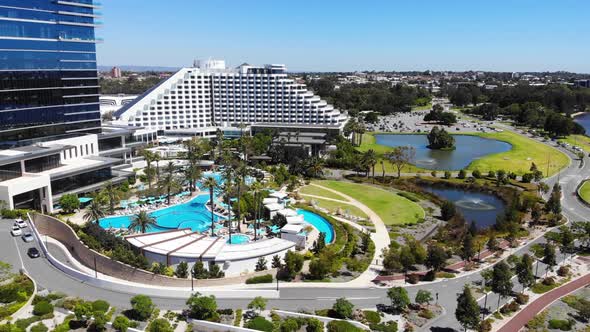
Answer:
1, 129, 588, 331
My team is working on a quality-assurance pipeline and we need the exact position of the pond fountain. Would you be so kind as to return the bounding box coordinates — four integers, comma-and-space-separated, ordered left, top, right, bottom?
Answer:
375, 134, 512, 170
420, 185, 506, 229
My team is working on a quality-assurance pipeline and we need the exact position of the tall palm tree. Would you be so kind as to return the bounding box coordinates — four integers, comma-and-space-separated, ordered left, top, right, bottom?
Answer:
128, 210, 157, 233
235, 163, 249, 225
362, 149, 377, 179
250, 181, 263, 241
142, 150, 155, 189
203, 176, 219, 235
153, 153, 161, 182
222, 168, 234, 243
184, 164, 201, 192
160, 161, 180, 205
83, 196, 106, 224
101, 181, 121, 214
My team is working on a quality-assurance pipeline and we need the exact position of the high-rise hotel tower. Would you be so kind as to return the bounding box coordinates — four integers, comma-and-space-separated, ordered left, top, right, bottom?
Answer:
0, 0, 101, 147
114, 60, 348, 135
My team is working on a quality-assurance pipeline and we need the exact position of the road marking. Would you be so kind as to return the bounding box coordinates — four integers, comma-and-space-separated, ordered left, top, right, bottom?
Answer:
316, 297, 380, 301
12, 236, 27, 273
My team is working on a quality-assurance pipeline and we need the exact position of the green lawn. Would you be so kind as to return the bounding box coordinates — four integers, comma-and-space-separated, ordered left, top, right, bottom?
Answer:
299, 184, 348, 200
305, 196, 368, 219
357, 130, 569, 176
559, 135, 590, 153
579, 181, 590, 204
412, 103, 432, 111
312, 180, 424, 225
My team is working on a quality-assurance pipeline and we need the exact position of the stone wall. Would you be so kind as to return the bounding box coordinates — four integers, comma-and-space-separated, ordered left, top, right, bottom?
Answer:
32, 214, 277, 287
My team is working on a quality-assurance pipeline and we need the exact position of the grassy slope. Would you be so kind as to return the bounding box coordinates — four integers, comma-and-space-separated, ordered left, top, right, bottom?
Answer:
579, 181, 590, 204
313, 180, 424, 225
299, 185, 348, 200
357, 131, 569, 176
559, 135, 590, 153
305, 197, 369, 219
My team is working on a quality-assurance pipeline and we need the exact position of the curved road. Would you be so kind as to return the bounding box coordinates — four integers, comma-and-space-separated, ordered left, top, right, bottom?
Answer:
2, 131, 589, 331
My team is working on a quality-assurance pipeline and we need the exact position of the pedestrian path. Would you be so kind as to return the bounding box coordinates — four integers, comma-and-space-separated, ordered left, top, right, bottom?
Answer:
497, 272, 590, 332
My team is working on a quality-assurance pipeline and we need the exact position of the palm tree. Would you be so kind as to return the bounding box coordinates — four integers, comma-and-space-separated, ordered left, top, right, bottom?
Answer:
203, 176, 219, 235
101, 181, 121, 214
153, 153, 161, 182
361, 149, 377, 178
250, 181, 263, 241
307, 157, 325, 178
235, 163, 249, 226
222, 168, 234, 244
128, 210, 157, 233
142, 150, 155, 189
160, 161, 180, 205
184, 164, 201, 192
83, 196, 106, 224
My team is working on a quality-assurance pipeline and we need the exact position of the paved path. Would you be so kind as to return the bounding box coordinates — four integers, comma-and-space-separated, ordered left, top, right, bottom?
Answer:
497, 272, 590, 332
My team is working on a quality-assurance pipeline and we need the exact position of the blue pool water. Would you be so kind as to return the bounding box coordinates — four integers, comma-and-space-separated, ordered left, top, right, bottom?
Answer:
297, 209, 334, 244
227, 234, 250, 244
99, 193, 223, 233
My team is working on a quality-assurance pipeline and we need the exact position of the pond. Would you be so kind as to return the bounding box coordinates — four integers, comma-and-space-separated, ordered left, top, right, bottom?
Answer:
420, 186, 506, 229
574, 113, 590, 136
375, 134, 512, 170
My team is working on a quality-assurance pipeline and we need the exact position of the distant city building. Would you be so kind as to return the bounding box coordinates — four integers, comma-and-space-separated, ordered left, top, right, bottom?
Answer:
511, 72, 520, 79
574, 79, 590, 88
113, 59, 348, 137
111, 66, 122, 78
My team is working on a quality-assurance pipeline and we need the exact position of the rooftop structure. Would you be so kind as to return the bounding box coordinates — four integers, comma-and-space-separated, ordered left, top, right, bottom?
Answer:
112, 59, 348, 136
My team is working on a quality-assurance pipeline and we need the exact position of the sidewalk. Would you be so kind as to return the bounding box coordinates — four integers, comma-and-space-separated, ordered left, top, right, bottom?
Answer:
497, 272, 590, 332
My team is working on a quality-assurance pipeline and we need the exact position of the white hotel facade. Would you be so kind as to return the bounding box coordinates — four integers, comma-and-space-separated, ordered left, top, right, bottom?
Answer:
113, 60, 348, 137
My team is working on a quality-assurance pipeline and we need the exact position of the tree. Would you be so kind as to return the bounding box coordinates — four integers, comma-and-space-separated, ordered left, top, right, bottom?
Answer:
516, 254, 535, 291
387, 287, 410, 312
255, 257, 268, 271
461, 233, 475, 262
128, 210, 157, 233
59, 194, 79, 214
312, 233, 326, 254
101, 181, 122, 215
332, 298, 354, 319
92, 311, 107, 332
542, 243, 557, 273
159, 161, 181, 205
399, 245, 416, 273
386, 146, 416, 178
360, 149, 377, 178
142, 150, 156, 189
382, 247, 402, 272
280, 251, 304, 280
415, 290, 433, 305
271, 255, 282, 269
130, 295, 154, 321
186, 292, 217, 320
455, 286, 480, 331
112, 315, 130, 332
305, 318, 324, 332
247, 296, 267, 313
191, 262, 208, 279
426, 244, 448, 272
175, 262, 188, 278
203, 176, 219, 235
147, 318, 173, 332
83, 196, 106, 223
441, 201, 456, 221
427, 126, 455, 150
490, 261, 513, 311
545, 183, 562, 214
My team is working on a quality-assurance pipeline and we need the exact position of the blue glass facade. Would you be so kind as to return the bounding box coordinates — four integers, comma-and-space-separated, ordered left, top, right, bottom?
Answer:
0, 0, 101, 146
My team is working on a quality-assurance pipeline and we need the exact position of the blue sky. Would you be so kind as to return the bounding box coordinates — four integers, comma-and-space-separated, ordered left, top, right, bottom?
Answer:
96, 0, 590, 73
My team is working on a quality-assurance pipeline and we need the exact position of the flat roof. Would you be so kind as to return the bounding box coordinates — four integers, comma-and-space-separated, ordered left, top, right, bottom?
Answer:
0, 144, 67, 166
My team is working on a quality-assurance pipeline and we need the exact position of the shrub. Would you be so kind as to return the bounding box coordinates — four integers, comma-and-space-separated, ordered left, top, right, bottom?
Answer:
59, 297, 84, 310
521, 173, 534, 183
515, 293, 529, 305
129, 295, 154, 321
33, 301, 53, 316
245, 316, 274, 332
15, 316, 42, 330
91, 300, 110, 313
397, 192, 420, 202
547, 319, 573, 331
406, 274, 420, 284
443, 171, 451, 179
557, 265, 570, 277
363, 310, 381, 324
422, 270, 436, 281
326, 320, 363, 332
487, 170, 495, 178
472, 169, 482, 179
113, 315, 130, 332
543, 277, 556, 286
147, 318, 173, 332
457, 170, 466, 179
245, 274, 273, 284
500, 301, 520, 314
280, 318, 300, 332
369, 321, 398, 332
30, 323, 48, 332
233, 309, 243, 327
478, 319, 492, 332
418, 309, 434, 319
332, 298, 354, 319
305, 318, 324, 332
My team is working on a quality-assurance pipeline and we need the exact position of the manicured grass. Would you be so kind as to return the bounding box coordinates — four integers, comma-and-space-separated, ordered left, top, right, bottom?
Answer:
467, 131, 569, 176
559, 135, 590, 153
579, 181, 590, 204
304, 196, 368, 219
412, 103, 432, 111
358, 130, 569, 176
313, 180, 424, 225
299, 185, 348, 200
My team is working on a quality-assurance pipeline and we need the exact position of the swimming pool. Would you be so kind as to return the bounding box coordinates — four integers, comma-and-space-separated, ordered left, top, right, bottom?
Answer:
99, 193, 224, 233
226, 234, 250, 244
297, 209, 334, 244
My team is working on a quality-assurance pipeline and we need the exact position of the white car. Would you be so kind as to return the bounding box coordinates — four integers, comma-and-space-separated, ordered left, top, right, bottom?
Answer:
11, 226, 22, 236
15, 219, 27, 228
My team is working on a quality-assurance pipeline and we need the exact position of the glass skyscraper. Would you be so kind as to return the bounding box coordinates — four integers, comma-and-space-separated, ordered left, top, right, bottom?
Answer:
0, 0, 101, 147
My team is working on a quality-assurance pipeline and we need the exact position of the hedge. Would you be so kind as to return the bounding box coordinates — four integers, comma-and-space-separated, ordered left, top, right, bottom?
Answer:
326, 320, 364, 332
245, 274, 273, 284
245, 316, 274, 332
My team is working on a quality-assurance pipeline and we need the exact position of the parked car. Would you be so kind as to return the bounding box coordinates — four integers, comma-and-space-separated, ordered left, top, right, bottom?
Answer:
27, 247, 40, 258
22, 233, 34, 243
11, 226, 22, 236
15, 219, 27, 228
